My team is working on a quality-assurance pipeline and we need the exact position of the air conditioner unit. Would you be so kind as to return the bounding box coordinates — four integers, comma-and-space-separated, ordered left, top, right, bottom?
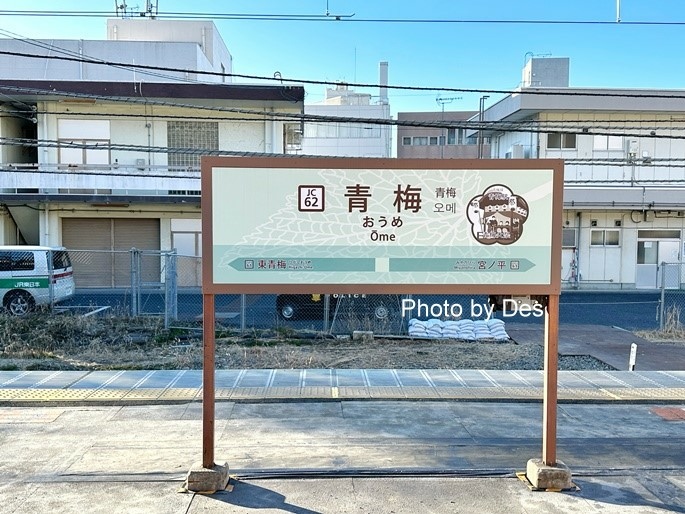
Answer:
135, 158, 146, 170
509, 144, 524, 159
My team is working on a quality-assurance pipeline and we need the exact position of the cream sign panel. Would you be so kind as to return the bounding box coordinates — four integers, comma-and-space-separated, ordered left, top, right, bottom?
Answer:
211, 166, 555, 286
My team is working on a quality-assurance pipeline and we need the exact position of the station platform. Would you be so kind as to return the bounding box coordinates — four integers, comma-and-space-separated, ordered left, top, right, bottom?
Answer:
1, 369, 684, 405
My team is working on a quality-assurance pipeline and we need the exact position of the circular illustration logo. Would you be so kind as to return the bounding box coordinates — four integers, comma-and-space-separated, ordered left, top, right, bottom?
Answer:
466, 184, 529, 245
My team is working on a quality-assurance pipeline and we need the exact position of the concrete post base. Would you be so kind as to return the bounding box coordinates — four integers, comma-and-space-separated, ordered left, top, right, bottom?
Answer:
184, 461, 229, 493
526, 459, 573, 490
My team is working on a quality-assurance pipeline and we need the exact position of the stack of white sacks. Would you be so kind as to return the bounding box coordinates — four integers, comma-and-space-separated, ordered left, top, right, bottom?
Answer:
407, 318, 509, 341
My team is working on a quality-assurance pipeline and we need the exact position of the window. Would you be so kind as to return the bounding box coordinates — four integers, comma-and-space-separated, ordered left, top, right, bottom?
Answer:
593, 135, 623, 151
438, 135, 446, 146
562, 228, 577, 248
52, 250, 72, 270
447, 128, 456, 145
637, 230, 681, 239
304, 122, 381, 139
413, 137, 428, 146
58, 119, 111, 165
547, 132, 576, 149
0, 251, 35, 272
284, 123, 302, 152
591, 230, 620, 246
167, 121, 219, 168
402, 136, 412, 146
429, 136, 439, 145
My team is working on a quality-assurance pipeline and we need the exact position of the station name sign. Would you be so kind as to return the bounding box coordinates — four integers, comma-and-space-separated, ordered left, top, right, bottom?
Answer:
201, 157, 563, 295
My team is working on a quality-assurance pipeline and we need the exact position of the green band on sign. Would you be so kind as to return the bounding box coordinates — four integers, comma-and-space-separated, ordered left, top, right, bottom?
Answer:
389, 258, 535, 273
228, 258, 376, 272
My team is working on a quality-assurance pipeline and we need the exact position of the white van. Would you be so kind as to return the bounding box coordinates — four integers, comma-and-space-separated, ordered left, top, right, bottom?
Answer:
0, 246, 75, 316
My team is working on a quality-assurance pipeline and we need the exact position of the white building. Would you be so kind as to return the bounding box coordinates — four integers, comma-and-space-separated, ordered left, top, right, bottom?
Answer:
482, 57, 685, 289
0, 18, 232, 83
0, 19, 304, 287
300, 62, 392, 158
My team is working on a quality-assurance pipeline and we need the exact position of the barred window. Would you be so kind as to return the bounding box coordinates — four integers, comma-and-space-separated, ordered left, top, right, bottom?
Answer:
167, 121, 219, 168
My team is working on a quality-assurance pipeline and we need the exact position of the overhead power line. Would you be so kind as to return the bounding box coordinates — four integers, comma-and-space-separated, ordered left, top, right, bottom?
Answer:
5, 109, 685, 132
2, 48, 685, 100
3, 84, 685, 141
1, 9, 685, 25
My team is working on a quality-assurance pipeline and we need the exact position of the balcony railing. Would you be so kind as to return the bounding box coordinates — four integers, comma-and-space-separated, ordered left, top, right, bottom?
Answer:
0, 163, 200, 196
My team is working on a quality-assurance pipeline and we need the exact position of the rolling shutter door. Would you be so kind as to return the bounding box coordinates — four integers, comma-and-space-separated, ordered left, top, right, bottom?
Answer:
62, 218, 112, 287
113, 219, 159, 286
62, 218, 160, 287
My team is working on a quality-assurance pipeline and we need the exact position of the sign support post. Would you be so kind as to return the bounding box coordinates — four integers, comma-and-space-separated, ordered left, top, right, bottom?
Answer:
202, 293, 216, 469
543, 293, 559, 466
183, 295, 230, 493
525, 292, 572, 490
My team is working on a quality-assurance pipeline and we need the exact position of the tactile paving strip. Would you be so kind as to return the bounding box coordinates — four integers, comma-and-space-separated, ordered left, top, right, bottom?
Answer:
337, 386, 370, 398
557, 388, 614, 400
157, 388, 199, 401
0, 390, 19, 401
40, 389, 93, 401
401, 386, 440, 399
298, 387, 333, 399
122, 388, 165, 400
84, 390, 129, 401
436, 387, 476, 399
604, 388, 685, 401
264, 387, 301, 398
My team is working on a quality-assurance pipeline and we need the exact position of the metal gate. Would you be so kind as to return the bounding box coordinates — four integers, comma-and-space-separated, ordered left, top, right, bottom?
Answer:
130, 248, 178, 328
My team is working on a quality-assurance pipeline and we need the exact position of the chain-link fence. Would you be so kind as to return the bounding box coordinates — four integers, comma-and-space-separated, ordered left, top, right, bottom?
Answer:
659, 262, 685, 331
51, 249, 500, 335
9, 247, 679, 335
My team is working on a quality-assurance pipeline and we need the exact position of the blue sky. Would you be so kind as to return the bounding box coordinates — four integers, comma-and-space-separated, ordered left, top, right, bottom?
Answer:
1, 0, 685, 115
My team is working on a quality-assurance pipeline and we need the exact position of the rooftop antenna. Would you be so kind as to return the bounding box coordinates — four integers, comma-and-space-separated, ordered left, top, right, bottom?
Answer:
144, 0, 158, 18
436, 95, 462, 158
114, 1, 128, 18
324, 0, 355, 20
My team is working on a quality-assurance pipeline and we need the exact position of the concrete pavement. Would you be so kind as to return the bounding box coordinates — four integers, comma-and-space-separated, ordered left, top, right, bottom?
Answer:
1, 401, 684, 513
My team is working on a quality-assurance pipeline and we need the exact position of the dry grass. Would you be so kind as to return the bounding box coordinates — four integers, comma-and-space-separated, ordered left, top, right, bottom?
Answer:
635, 305, 685, 344
0, 311, 614, 371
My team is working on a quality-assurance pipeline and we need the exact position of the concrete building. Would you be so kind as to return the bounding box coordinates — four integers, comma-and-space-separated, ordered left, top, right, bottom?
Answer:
300, 62, 392, 158
0, 19, 304, 287
481, 57, 685, 289
396, 110, 486, 159
0, 18, 232, 83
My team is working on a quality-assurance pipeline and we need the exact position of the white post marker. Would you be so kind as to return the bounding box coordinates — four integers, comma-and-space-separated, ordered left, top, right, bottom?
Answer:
629, 343, 638, 371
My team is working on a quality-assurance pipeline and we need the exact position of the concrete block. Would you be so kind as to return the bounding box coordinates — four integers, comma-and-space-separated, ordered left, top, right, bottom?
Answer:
526, 458, 573, 490
352, 331, 374, 343
184, 461, 229, 493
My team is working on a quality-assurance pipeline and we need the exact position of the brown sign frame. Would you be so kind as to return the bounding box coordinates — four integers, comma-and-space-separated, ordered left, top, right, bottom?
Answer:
201, 156, 564, 296
197, 156, 565, 473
